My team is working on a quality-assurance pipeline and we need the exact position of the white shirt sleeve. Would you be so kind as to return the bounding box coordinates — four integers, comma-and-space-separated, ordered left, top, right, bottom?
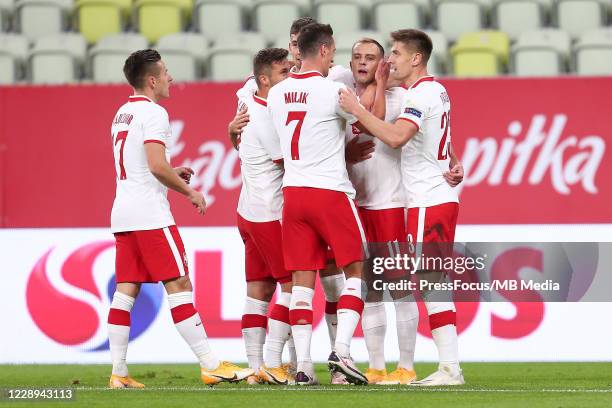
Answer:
258, 113, 283, 162
328, 65, 354, 88
143, 107, 170, 145
334, 83, 358, 125
397, 89, 429, 130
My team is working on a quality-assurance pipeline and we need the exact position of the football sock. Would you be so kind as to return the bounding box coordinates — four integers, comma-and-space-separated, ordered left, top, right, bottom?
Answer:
335, 277, 364, 357
108, 292, 135, 377
362, 301, 386, 370
168, 291, 220, 371
394, 297, 419, 370
241, 296, 269, 371
289, 286, 314, 374
425, 301, 460, 372
320, 274, 344, 348
265, 291, 292, 368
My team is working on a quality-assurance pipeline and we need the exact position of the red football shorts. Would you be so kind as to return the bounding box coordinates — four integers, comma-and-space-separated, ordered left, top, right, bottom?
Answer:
282, 187, 367, 271
358, 207, 405, 243
406, 202, 459, 261
114, 225, 188, 283
237, 213, 291, 284
360, 207, 406, 280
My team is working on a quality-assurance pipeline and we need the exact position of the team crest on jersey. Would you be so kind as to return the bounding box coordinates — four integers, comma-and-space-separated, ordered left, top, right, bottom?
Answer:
404, 107, 422, 118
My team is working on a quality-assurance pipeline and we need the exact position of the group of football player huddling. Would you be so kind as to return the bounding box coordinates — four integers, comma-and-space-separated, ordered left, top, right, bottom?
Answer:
107, 16, 464, 389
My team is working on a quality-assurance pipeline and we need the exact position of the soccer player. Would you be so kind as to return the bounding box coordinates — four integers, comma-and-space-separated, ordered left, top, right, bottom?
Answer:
267, 23, 368, 386
108, 49, 253, 388
229, 17, 369, 385
234, 48, 295, 385
344, 38, 420, 385
339, 29, 466, 386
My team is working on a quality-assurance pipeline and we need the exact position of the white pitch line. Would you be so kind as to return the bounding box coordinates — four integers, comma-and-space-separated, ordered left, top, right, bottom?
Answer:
70, 387, 612, 393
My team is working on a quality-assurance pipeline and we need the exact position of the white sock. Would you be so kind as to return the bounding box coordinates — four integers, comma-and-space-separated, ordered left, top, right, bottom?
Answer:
168, 291, 220, 370
265, 292, 291, 368
362, 302, 386, 370
289, 286, 314, 374
425, 301, 460, 372
394, 299, 418, 370
334, 277, 363, 357
320, 273, 344, 348
241, 296, 269, 371
286, 335, 297, 367
108, 292, 135, 377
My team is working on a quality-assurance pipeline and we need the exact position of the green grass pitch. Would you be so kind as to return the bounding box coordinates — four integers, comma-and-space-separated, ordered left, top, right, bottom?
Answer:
1, 363, 611, 408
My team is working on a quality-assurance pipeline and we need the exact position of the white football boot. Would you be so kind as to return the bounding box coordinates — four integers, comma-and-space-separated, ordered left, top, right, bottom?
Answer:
412, 365, 465, 386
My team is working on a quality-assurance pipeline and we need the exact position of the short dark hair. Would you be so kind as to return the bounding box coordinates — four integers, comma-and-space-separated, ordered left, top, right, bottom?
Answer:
352, 38, 385, 57
290, 17, 316, 36
123, 49, 162, 89
297, 23, 334, 59
253, 47, 289, 86
390, 29, 433, 64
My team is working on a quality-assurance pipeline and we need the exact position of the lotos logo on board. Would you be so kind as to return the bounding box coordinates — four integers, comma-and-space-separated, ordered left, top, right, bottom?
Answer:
26, 242, 164, 351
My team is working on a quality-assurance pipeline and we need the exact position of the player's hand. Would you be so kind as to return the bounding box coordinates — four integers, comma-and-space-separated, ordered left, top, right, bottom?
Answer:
375, 58, 390, 87
444, 163, 464, 187
188, 190, 207, 215
229, 107, 249, 149
339, 88, 361, 115
175, 167, 194, 184
346, 136, 375, 163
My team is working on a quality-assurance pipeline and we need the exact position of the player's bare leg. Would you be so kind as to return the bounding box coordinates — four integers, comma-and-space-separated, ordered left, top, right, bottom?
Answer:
328, 261, 368, 385
260, 281, 295, 385
412, 270, 464, 386
241, 280, 275, 384
319, 262, 348, 384
164, 276, 254, 385
289, 270, 318, 385
108, 282, 145, 388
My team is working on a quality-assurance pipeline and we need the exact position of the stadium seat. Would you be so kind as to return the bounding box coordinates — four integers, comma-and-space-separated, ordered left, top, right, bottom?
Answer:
371, 0, 425, 33
29, 33, 87, 84
512, 29, 570, 76
0, 33, 28, 83
89, 33, 148, 83
494, 0, 544, 40
156, 32, 210, 81
333, 30, 386, 67
136, 0, 187, 43
253, 0, 311, 42
76, 0, 131, 44
556, 0, 607, 39
424, 30, 449, 75
195, 0, 249, 39
208, 32, 266, 81
575, 28, 612, 75
435, 0, 490, 41
0, 0, 14, 31
15, 0, 71, 41
315, 0, 370, 35
451, 30, 509, 76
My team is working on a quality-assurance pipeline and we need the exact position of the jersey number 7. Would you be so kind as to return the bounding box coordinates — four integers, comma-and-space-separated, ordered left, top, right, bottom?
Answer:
114, 130, 128, 180
286, 111, 306, 160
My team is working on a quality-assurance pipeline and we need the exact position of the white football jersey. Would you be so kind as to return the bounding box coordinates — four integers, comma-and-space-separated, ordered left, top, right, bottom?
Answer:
110, 95, 175, 233
397, 76, 459, 208
236, 92, 284, 222
267, 70, 357, 197
347, 87, 406, 210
